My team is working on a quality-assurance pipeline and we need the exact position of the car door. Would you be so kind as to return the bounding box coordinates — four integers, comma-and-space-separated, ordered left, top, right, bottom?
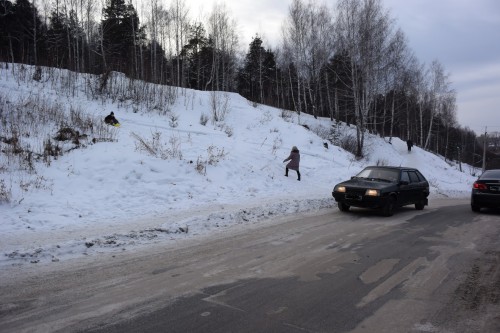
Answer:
398, 170, 413, 205
407, 170, 424, 203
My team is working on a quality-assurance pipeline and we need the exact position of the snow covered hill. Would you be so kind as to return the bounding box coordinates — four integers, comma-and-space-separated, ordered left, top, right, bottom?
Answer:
0, 65, 477, 267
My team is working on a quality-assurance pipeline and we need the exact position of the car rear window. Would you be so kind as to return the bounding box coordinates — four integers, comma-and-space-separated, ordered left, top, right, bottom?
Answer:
416, 170, 427, 181
480, 170, 500, 179
408, 171, 421, 182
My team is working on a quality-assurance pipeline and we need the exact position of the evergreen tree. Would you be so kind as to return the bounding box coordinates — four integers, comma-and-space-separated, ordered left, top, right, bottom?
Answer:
1, 0, 45, 65
0, 0, 15, 62
181, 23, 209, 90
46, 10, 68, 68
101, 0, 145, 76
261, 48, 277, 104
325, 52, 355, 124
196, 37, 217, 91
238, 36, 276, 104
46, 9, 88, 71
143, 38, 169, 84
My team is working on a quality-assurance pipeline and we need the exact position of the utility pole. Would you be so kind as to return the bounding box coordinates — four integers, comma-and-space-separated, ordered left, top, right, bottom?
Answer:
457, 146, 462, 172
482, 127, 487, 173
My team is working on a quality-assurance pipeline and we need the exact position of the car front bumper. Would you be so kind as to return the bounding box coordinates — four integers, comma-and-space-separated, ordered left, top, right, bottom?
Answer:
332, 192, 389, 209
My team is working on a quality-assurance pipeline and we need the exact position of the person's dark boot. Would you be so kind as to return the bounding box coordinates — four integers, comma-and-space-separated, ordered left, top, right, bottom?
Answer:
285, 168, 289, 177
297, 171, 301, 181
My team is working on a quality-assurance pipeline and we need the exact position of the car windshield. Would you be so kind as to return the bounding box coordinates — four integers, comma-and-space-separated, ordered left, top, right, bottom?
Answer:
355, 168, 398, 182
480, 170, 500, 179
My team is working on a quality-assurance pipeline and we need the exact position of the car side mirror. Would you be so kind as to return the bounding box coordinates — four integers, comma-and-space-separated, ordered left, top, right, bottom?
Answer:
399, 180, 409, 186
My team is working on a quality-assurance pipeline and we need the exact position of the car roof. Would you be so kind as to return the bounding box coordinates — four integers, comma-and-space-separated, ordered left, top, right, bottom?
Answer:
365, 166, 419, 171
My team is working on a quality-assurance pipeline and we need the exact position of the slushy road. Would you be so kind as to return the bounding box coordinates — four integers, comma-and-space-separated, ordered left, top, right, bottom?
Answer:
1, 199, 499, 333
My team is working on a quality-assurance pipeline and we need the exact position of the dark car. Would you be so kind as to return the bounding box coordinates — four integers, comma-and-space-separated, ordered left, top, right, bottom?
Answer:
471, 169, 500, 212
332, 166, 430, 216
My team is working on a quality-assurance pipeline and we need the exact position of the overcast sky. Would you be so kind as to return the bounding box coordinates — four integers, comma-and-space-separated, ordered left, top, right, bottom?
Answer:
182, 0, 500, 135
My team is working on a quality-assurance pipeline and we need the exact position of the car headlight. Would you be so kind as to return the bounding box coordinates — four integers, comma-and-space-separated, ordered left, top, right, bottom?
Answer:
365, 189, 380, 196
335, 186, 346, 193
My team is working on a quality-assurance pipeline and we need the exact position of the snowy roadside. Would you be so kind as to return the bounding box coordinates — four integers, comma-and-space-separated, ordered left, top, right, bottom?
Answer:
1, 196, 336, 268
1, 191, 472, 270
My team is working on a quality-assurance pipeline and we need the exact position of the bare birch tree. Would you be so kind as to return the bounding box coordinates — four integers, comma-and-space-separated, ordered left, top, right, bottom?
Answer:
282, 0, 307, 115
171, 0, 189, 88
424, 59, 454, 150
206, 3, 238, 91
335, 0, 400, 157
304, 1, 335, 118
282, 0, 335, 118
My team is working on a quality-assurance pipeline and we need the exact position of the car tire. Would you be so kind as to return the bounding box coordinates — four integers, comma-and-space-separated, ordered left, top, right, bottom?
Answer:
471, 204, 481, 212
338, 202, 350, 212
382, 197, 395, 217
415, 200, 425, 210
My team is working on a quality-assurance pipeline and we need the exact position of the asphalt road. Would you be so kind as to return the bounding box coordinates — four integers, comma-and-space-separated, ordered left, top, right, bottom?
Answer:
1, 199, 499, 333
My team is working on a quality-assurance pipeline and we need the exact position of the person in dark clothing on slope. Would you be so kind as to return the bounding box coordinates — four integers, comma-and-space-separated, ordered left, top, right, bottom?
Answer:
104, 112, 119, 126
283, 146, 301, 181
406, 139, 413, 152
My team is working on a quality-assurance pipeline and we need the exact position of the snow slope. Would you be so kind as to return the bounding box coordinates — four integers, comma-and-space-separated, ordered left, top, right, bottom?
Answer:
0, 65, 477, 267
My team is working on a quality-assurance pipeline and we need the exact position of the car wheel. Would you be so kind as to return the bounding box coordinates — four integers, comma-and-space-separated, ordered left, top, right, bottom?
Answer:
471, 204, 480, 212
415, 200, 425, 210
382, 197, 395, 217
338, 202, 350, 212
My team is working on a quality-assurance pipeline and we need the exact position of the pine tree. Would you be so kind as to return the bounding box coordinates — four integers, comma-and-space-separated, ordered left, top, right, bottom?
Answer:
181, 23, 209, 90
1, 0, 44, 65
0, 0, 15, 62
238, 36, 276, 104
101, 0, 145, 76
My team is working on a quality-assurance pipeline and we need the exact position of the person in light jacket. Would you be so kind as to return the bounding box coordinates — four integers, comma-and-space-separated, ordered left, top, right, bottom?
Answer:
283, 146, 301, 181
